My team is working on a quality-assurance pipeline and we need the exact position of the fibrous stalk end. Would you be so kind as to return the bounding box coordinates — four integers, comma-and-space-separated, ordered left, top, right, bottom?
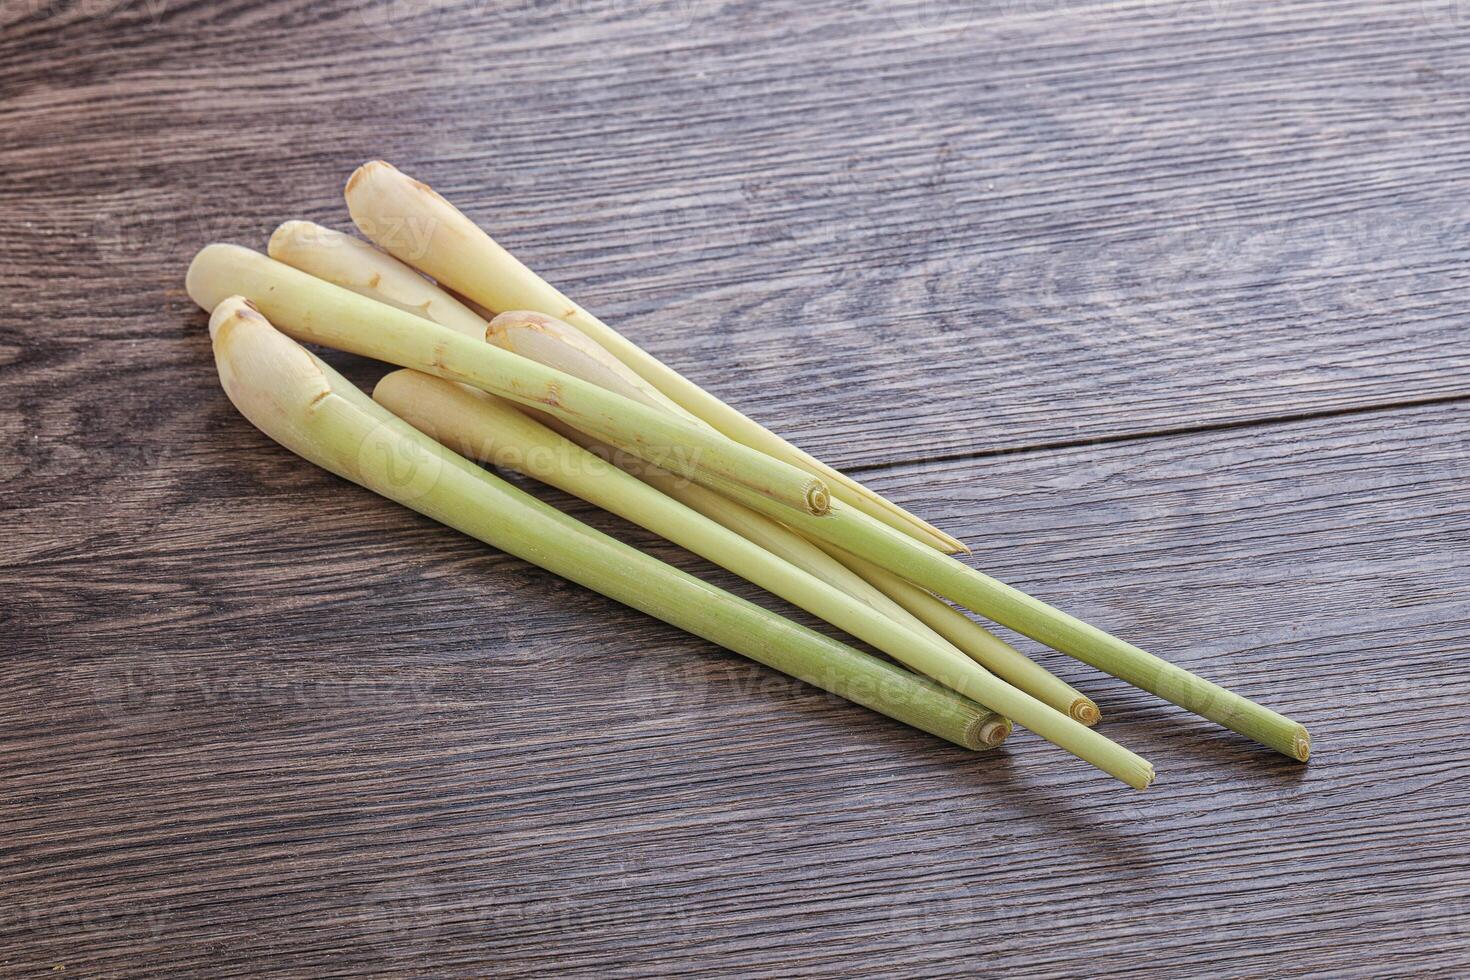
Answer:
980, 716, 1012, 748
1070, 697, 1102, 727
805, 480, 831, 517
1293, 727, 1312, 762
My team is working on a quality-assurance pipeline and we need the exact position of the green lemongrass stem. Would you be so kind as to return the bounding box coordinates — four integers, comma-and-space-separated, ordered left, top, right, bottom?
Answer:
186, 244, 832, 518
257, 244, 899, 638
703, 482, 1311, 762
208, 296, 1004, 751
267, 220, 488, 338
472, 327, 1200, 758
824, 545, 1101, 726
369, 371, 1156, 786
343, 159, 967, 556
372, 370, 1020, 745
485, 309, 1101, 725
262, 234, 924, 643
261, 242, 1017, 744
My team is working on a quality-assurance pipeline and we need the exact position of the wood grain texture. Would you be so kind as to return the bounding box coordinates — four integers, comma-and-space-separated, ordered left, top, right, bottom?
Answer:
2, 0, 1469, 975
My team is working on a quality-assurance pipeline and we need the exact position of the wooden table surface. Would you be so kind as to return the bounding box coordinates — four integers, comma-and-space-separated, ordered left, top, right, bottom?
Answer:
4, 0, 1469, 975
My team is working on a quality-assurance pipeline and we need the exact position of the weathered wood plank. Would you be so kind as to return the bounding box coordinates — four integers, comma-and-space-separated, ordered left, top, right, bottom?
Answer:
3, 0, 1469, 474
4, 398, 1468, 976
3, 0, 1468, 975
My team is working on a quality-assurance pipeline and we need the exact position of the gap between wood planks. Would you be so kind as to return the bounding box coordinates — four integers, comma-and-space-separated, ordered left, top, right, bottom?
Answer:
847, 390, 1470, 475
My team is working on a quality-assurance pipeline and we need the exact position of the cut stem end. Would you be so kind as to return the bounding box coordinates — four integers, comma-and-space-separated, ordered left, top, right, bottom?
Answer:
979, 716, 1013, 748
1293, 728, 1312, 762
1070, 698, 1102, 727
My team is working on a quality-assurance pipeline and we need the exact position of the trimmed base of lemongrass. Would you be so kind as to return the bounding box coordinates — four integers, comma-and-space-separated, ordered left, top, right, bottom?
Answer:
342, 159, 967, 555
475, 310, 1106, 733
979, 715, 1013, 748
1072, 698, 1103, 727
704, 483, 1309, 762
186, 243, 832, 518
208, 296, 1003, 752
267, 220, 489, 339
821, 544, 1101, 726
372, 369, 1155, 788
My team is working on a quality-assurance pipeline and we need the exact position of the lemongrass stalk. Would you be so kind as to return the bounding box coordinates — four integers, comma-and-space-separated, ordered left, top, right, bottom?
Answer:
704, 482, 1311, 762
484, 309, 1103, 725
264, 235, 926, 638
372, 369, 1018, 730
257, 246, 893, 634
352, 293, 1240, 763
252, 232, 1153, 771
208, 296, 1003, 751
343, 159, 967, 555
823, 545, 1100, 725
369, 372, 1152, 788
255, 232, 1123, 758
267, 220, 488, 338
186, 244, 832, 517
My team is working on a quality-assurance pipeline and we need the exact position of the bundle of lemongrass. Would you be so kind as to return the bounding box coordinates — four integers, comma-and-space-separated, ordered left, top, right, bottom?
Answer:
189, 161, 1311, 790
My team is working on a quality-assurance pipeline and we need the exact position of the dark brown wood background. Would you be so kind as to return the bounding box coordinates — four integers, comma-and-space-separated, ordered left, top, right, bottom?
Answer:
3, 0, 1469, 974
